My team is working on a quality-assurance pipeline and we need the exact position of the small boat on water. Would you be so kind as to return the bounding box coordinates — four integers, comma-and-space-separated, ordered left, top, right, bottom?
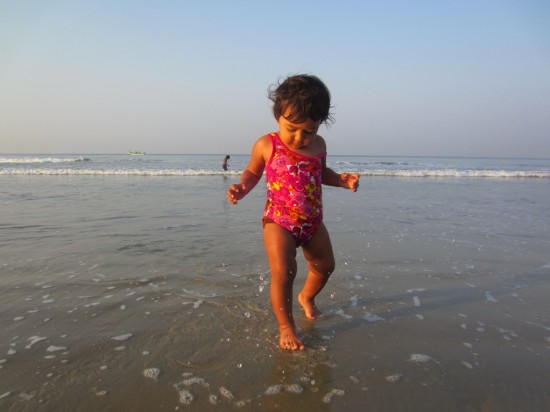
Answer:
128, 151, 145, 156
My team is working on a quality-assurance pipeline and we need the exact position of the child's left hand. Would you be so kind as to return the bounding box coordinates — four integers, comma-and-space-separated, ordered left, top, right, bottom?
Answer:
340, 173, 360, 192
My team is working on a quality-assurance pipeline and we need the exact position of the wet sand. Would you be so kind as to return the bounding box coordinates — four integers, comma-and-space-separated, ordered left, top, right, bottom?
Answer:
1, 176, 549, 411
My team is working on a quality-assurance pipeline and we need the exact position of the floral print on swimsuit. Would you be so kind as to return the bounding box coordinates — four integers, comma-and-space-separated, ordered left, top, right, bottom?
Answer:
263, 132, 326, 246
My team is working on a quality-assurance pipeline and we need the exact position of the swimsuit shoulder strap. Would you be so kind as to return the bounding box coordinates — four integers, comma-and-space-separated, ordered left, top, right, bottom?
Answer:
265, 132, 280, 168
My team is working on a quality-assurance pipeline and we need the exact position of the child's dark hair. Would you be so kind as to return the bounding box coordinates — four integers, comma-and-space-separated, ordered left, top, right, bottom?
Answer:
268, 74, 334, 125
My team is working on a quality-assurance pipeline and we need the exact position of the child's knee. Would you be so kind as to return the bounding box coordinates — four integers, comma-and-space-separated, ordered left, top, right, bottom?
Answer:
311, 258, 335, 277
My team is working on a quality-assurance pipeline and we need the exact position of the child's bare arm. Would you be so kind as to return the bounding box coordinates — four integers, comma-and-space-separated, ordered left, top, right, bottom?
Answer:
228, 170, 261, 204
227, 136, 270, 204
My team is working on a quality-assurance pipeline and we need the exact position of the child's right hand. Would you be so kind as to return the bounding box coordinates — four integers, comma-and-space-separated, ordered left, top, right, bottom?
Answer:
227, 184, 247, 204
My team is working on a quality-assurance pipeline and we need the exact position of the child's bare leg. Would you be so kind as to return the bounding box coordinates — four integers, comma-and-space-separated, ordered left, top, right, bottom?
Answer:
263, 223, 305, 351
299, 223, 335, 320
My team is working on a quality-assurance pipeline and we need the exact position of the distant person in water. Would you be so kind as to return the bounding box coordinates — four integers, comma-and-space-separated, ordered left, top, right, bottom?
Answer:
227, 74, 359, 350
222, 155, 230, 171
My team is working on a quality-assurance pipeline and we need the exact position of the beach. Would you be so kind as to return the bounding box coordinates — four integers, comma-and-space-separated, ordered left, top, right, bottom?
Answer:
1, 155, 550, 411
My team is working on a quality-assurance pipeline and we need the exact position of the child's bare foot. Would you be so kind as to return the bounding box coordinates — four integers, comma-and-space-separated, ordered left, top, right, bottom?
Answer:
298, 293, 321, 320
279, 324, 305, 351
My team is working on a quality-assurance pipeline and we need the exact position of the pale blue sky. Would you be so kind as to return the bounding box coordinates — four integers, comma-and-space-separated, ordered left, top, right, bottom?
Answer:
1, 0, 549, 157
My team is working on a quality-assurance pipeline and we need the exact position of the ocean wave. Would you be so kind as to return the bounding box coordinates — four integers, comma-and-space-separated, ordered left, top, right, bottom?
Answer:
0, 156, 89, 164
357, 169, 550, 178
1, 168, 549, 178
0, 168, 241, 176
335, 160, 409, 166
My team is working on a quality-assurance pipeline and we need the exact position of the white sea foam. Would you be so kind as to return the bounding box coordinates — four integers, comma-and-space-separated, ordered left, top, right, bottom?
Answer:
264, 385, 284, 395
178, 389, 193, 404
322, 388, 345, 403
143, 368, 160, 380
235, 399, 250, 407
0, 168, 240, 176
111, 333, 133, 341
46, 345, 67, 352
2, 163, 549, 178
386, 374, 402, 382
409, 353, 433, 363
219, 386, 234, 400
181, 288, 218, 298
0, 156, 89, 164
462, 361, 474, 369
26, 336, 47, 349
182, 376, 208, 387
357, 169, 550, 178
284, 384, 304, 394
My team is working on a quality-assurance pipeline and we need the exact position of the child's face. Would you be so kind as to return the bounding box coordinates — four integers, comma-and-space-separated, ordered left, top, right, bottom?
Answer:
278, 115, 321, 151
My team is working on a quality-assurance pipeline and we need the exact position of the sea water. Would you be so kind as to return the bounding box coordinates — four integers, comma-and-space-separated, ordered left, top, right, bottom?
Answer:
1, 154, 550, 411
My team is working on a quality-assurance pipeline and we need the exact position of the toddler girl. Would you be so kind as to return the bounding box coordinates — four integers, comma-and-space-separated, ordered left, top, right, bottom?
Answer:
227, 74, 359, 350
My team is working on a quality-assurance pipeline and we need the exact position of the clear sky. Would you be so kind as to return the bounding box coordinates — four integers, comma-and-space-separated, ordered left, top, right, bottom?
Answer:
1, 0, 549, 157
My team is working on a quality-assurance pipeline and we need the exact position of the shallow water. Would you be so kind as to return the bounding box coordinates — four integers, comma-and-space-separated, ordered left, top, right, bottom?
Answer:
1, 174, 550, 411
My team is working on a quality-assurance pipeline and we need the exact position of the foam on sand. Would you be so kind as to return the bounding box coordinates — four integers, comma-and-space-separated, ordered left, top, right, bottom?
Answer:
143, 368, 160, 380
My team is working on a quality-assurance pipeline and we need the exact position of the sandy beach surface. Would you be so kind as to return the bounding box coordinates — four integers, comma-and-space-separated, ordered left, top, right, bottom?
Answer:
1, 170, 549, 411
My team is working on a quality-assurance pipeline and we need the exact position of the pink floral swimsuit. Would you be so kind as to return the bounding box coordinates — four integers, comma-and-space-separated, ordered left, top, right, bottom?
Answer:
263, 132, 326, 246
